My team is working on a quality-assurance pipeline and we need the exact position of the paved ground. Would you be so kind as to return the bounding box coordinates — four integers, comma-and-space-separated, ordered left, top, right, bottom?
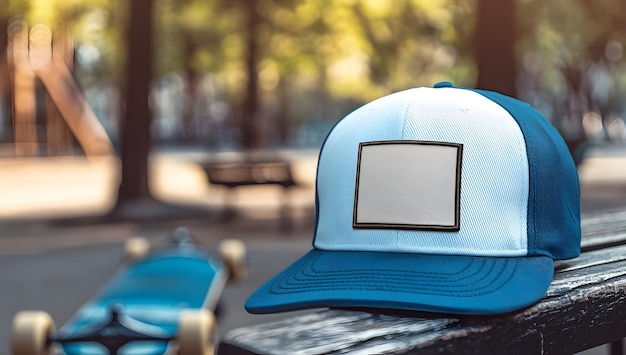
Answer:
0, 148, 320, 354
1, 146, 625, 354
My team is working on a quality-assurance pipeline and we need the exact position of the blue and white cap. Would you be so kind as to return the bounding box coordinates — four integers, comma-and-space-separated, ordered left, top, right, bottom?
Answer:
246, 83, 581, 315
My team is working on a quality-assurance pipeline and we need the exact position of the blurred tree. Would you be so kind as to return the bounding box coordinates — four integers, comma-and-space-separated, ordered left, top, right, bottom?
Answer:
517, 0, 626, 137
217, 0, 299, 150
156, 0, 226, 143
259, 0, 469, 145
512, 0, 626, 164
239, 0, 262, 150
114, 0, 155, 206
474, 0, 517, 97
352, 0, 455, 92
570, 0, 626, 135
152, 0, 469, 149
263, 0, 334, 143
318, 0, 466, 101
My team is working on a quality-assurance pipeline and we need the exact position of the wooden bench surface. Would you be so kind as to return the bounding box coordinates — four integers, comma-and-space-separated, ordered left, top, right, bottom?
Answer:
218, 210, 626, 355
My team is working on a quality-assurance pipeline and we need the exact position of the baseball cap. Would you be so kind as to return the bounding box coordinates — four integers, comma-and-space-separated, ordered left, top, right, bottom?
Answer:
245, 82, 581, 315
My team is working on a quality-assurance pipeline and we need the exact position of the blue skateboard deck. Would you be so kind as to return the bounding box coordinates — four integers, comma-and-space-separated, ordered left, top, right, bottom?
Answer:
56, 246, 227, 355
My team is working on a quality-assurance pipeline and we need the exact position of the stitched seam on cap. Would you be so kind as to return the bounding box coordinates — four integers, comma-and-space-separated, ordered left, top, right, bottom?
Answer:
268, 253, 519, 297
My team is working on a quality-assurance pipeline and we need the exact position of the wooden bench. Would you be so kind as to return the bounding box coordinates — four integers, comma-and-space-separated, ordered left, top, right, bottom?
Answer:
218, 210, 626, 354
200, 159, 298, 230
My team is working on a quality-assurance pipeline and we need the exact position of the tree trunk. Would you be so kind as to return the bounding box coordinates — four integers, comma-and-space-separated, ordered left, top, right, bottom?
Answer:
181, 34, 198, 143
475, 0, 518, 98
116, 0, 154, 203
240, 2, 261, 150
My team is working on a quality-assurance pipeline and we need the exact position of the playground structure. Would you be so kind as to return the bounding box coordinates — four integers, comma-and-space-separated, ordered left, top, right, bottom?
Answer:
4, 21, 113, 158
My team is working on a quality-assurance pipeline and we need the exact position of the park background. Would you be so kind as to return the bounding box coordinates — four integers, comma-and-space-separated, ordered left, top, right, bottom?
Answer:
1, 0, 626, 354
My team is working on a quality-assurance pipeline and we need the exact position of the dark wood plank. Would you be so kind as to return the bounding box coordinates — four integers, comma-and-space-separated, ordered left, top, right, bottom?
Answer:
219, 259, 626, 354
219, 210, 626, 355
582, 211, 626, 238
581, 211, 626, 251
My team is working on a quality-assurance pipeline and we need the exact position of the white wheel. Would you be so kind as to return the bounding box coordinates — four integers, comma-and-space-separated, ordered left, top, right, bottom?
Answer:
123, 237, 150, 261
218, 239, 247, 282
177, 309, 216, 355
11, 311, 55, 355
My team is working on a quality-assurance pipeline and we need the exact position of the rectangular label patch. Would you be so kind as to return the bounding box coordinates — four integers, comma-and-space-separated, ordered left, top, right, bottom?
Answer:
353, 141, 462, 231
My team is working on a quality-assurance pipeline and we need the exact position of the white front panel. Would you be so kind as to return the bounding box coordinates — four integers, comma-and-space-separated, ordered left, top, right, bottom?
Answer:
314, 87, 529, 257
354, 142, 461, 230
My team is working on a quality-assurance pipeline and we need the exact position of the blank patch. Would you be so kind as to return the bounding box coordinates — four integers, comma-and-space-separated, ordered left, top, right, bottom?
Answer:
353, 141, 462, 230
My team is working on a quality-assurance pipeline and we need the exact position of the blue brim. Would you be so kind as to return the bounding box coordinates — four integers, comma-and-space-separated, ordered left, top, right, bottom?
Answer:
245, 249, 554, 315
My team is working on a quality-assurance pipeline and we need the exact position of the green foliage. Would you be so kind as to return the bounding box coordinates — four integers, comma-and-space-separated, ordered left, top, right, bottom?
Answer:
517, 0, 626, 128
150, 0, 473, 104
7, 0, 626, 139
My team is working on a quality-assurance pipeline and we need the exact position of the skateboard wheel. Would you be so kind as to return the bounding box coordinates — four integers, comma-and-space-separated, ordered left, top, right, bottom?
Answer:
218, 239, 247, 282
123, 237, 150, 261
177, 309, 216, 355
11, 311, 55, 355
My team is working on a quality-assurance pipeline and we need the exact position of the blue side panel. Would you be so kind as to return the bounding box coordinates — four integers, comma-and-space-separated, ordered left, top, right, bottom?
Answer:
470, 89, 581, 259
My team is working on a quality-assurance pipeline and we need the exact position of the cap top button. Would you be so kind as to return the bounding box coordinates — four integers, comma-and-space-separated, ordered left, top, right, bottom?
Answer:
433, 81, 454, 88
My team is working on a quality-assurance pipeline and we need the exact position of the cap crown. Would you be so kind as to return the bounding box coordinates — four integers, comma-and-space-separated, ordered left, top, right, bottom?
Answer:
313, 87, 580, 259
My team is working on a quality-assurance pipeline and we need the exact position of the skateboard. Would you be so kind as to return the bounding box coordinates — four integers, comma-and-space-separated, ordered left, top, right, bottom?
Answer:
11, 227, 247, 355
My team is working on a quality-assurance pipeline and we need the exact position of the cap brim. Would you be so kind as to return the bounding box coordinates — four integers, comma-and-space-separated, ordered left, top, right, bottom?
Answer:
245, 249, 553, 315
